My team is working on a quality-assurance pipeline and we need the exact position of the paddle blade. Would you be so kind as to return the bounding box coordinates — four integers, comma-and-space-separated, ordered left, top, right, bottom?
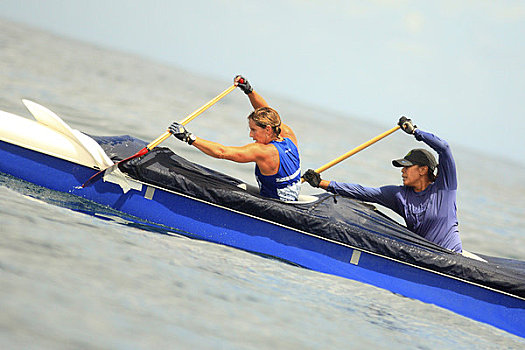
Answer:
81, 146, 148, 188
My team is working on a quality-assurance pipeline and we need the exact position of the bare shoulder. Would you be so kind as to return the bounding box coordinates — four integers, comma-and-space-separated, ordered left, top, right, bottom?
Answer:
254, 142, 279, 156
281, 123, 298, 146
232, 141, 276, 162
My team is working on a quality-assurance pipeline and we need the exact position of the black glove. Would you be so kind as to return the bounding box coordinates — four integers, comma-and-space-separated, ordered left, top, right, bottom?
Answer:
169, 122, 196, 145
234, 75, 253, 94
302, 169, 322, 188
398, 116, 417, 134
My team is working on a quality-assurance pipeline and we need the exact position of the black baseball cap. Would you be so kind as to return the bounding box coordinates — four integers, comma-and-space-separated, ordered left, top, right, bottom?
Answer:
392, 148, 437, 172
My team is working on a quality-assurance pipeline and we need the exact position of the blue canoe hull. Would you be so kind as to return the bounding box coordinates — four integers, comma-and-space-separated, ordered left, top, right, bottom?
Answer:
1, 139, 524, 338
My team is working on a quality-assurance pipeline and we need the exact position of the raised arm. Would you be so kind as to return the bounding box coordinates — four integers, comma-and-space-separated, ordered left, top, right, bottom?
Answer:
398, 117, 457, 190
247, 90, 269, 109
235, 75, 269, 109
414, 129, 457, 189
235, 74, 297, 146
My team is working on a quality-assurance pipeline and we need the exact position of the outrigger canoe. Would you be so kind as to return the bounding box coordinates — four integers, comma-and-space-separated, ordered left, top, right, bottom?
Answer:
1, 100, 524, 338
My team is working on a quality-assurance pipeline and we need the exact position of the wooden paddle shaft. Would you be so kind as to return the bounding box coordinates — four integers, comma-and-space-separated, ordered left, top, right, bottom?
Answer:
146, 84, 238, 150
83, 84, 238, 187
314, 125, 401, 174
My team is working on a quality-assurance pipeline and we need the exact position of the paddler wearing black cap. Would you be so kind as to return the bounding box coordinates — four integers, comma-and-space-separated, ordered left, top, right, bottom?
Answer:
303, 117, 462, 253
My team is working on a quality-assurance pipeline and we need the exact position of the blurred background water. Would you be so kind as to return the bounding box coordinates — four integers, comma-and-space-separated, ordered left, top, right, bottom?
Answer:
1, 19, 525, 349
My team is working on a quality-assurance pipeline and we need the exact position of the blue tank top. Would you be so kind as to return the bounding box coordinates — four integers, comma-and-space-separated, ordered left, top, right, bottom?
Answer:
255, 137, 301, 201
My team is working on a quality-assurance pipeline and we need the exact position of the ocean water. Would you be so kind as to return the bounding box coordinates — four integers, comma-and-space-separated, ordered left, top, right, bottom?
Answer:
1, 19, 525, 349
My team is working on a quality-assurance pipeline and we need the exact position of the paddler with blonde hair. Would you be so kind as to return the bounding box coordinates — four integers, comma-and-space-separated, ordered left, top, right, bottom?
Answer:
169, 75, 301, 201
